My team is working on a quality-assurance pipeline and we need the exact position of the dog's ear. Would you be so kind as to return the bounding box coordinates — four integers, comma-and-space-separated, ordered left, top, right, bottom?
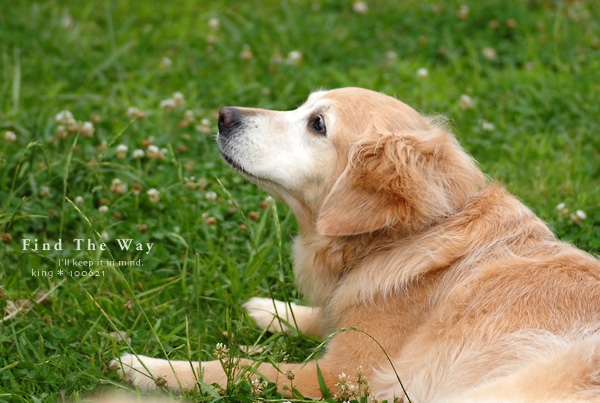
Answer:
316, 130, 484, 237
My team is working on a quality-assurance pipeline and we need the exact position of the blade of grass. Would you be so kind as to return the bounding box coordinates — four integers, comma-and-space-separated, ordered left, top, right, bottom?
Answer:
316, 362, 331, 399
12, 48, 20, 115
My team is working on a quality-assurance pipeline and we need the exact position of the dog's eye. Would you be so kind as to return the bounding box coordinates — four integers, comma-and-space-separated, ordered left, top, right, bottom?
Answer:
310, 115, 327, 135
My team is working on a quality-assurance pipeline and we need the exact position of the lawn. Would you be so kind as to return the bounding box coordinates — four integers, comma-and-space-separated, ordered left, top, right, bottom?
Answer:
0, 0, 599, 401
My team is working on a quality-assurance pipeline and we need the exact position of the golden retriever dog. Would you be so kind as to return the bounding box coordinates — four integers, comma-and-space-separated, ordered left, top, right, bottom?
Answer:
111, 88, 600, 402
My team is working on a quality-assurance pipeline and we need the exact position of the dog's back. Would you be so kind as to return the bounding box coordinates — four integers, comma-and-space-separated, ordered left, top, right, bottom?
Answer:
365, 185, 600, 402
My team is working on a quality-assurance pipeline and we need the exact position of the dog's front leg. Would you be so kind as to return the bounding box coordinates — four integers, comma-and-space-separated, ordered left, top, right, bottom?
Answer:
243, 297, 329, 337
110, 354, 334, 399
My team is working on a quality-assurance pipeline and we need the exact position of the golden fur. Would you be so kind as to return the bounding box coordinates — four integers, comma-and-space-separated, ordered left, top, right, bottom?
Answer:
112, 88, 600, 402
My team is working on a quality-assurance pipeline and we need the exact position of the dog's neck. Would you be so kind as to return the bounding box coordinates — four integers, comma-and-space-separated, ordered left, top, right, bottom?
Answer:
291, 185, 557, 308
292, 227, 405, 306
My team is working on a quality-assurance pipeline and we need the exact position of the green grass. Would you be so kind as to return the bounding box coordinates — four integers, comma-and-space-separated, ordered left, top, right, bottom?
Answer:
0, 0, 599, 401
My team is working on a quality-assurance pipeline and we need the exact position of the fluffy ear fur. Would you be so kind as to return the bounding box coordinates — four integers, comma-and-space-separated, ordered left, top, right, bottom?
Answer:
316, 128, 485, 237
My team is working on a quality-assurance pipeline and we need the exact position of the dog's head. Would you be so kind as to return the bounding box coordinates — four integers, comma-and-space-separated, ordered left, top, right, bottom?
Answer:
218, 87, 485, 236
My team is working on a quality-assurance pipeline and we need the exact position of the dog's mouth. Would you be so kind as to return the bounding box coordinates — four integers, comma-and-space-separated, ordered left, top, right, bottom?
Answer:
219, 147, 286, 198
220, 151, 251, 177
218, 145, 268, 183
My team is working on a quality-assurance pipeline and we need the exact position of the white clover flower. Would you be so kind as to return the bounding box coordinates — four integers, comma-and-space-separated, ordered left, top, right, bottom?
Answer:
131, 183, 143, 195
197, 178, 208, 189
183, 110, 194, 122
482, 47, 498, 61
141, 136, 154, 147
197, 118, 211, 134
55, 110, 74, 125
481, 120, 495, 131
41, 186, 51, 197
67, 120, 80, 133
172, 92, 185, 108
75, 196, 84, 205
457, 4, 469, 19
127, 106, 146, 120
3, 131, 16, 142
62, 14, 73, 28
417, 68, 429, 78
240, 44, 253, 60
99, 205, 108, 214
110, 178, 128, 195
270, 52, 283, 64
571, 210, 586, 225
80, 121, 95, 137
250, 378, 268, 396
336, 372, 351, 394
132, 149, 145, 159
206, 191, 217, 202
206, 34, 217, 48
90, 114, 101, 124
353, 1, 368, 14
213, 342, 229, 359
385, 51, 398, 61
147, 188, 160, 203
185, 177, 198, 190
56, 125, 68, 139
116, 144, 128, 159
146, 145, 165, 160
286, 50, 303, 66
160, 57, 173, 70
556, 202, 569, 217
459, 94, 473, 110
208, 18, 220, 30
160, 98, 176, 112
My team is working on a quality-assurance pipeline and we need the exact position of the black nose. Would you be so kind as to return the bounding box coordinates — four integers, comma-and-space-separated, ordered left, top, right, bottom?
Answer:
218, 106, 242, 137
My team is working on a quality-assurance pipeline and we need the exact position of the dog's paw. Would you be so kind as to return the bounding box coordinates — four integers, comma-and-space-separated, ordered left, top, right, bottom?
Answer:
243, 297, 297, 333
110, 354, 185, 391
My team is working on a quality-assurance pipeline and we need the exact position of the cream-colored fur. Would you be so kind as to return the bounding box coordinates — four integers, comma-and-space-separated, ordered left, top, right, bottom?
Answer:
111, 88, 600, 402
243, 297, 327, 337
